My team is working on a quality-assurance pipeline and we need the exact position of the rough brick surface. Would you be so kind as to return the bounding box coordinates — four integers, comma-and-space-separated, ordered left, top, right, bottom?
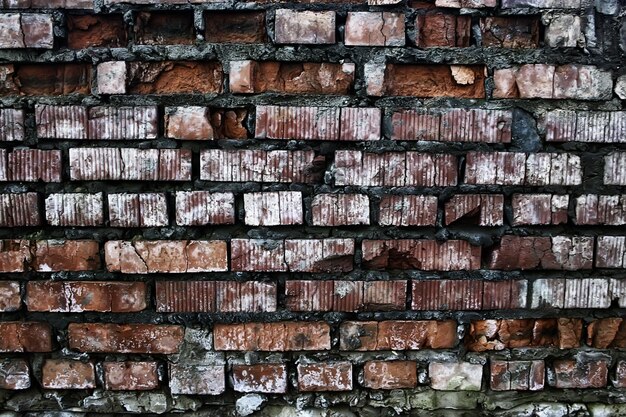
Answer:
1, 0, 625, 413
274, 10, 335, 44
103, 361, 159, 391
297, 362, 352, 392
105, 240, 227, 273
213, 322, 331, 351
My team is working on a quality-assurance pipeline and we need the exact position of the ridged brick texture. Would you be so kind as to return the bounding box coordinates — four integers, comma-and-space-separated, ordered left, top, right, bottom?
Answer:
1, 0, 626, 415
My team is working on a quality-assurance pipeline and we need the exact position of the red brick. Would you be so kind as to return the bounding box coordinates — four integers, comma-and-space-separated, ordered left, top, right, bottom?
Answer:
494, 64, 612, 100
165, 106, 213, 140
311, 194, 370, 226
255, 105, 381, 141
231, 239, 287, 272
429, 362, 482, 391
169, 364, 225, 395
480, 17, 540, 48
586, 318, 626, 348
363, 361, 417, 389
200, 150, 323, 183
285, 280, 335, 312
135, 11, 193, 45
298, 362, 352, 392
89, 106, 158, 140
35, 105, 157, 140
600, 242, 626, 269
68, 323, 184, 353
286, 280, 406, 312
34, 240, 100, 272
390, 108, 512, 143
362, 239, 481, 271
412, 280, 483, 310
465, 152, 581, 185
230, 61, 354, 95
244, 191, 303, 226
5, 149, 61, 182
501, 0, 585, 6
605, 152, 626, 185
378, 195, 437, 226
490, 360, 544, 391
464, 152, 525, 185
340, 320, 457, 351
127, 61, 222, 94
0, 358, 30, 390
466, 319, 582, 351
367, 64, 485, 98
4, 0, 92, 7
335, 151, 457, 187
45, 193, 103, 226
26, 281, 146, 313
205, 11, 266, 43
532, 278, 610, 309
483, 280, 528, 309
0, 108, 24, 141
274, 10, 335, 44
0, 193, 39, 226
69, 148, 191, 181
416, 13, 470, 47
175, 191, 234, 226
105, 240, 227, 273
67, 14, 126, 48
215, 281, 277, 313
231, 239, 354, 273
108, 193, 168, 227
232, 364, 288, 393
575, 195, 626, 225
42, 360, 95, 389
96, 61, 126, 94
2, 63, 91, 96
284, 239, 354, 273
213, 322, 330, 351
553, 357, 608, 389
0, 281, 20, 312
345, 12, 405, 46
445, 194, 503, 226
436, 0, 496, 6
488, 235, 593, 271
512, 194, 569, 225
543, 110, 626, 143
525, 153, 582, 185
0, 240, 30, 272
0, 322, 52, 352
0, 14, 53, 49
103, 361, 159, 391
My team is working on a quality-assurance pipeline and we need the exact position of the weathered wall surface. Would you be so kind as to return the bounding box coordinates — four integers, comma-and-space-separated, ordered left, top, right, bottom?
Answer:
1, 0, 626, 416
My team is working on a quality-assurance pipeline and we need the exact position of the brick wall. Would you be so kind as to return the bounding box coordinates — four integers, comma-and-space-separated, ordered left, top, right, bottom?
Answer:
0, 0, 625, 415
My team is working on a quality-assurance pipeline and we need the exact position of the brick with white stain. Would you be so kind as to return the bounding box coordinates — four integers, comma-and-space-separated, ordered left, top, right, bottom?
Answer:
311, 194, 370, 226
175, 191, 235, 225
244, 191, 303, 226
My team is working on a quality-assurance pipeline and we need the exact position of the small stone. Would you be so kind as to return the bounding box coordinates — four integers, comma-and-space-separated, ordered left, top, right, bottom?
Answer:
236, 394, 266, 416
